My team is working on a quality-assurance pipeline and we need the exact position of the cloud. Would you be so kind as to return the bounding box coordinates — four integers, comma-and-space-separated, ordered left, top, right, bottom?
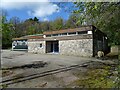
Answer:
43, 17, 49, 21
1, 0, 60, 18
27, 3, 60, 17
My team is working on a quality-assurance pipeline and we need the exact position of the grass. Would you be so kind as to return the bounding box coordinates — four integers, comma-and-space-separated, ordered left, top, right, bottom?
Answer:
71, 64, 118, 88
0, 84, 8, 89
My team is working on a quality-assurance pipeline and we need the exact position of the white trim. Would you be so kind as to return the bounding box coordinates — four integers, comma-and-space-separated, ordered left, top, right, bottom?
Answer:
87, 31, 92, 34
12, 49, 28, 51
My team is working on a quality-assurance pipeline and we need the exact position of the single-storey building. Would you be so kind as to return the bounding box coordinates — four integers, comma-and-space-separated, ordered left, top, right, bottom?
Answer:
12, 25, 109, 57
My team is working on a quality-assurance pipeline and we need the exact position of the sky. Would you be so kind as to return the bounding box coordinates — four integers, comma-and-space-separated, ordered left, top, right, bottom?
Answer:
1, 0, 74, 22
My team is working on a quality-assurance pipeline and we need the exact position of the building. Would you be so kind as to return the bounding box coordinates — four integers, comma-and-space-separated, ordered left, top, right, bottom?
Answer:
12, 25, 108, 57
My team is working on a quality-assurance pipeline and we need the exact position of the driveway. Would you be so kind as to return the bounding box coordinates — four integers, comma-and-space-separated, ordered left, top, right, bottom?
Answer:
1, 50, 99, 88
1, 50, 94, 68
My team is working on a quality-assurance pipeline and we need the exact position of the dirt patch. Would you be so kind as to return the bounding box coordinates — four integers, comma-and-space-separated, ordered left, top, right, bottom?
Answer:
12, 74, 24, 79
36, 82, 47, 87
2, 56, 13, 59
2, 70, 13, 77
80, 61, 117, 70
2, 54, 25, 59
2, 61, 48, 70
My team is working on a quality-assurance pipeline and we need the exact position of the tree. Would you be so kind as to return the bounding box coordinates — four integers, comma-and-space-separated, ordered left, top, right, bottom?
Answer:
9, 16, 21, 37
21, 17, 41, 35
33, 17, 39, 22
40, 21, 50, 32
73, 2, 120, 45
50, 17, 64, 30
65, 14, 82, 29
2, 16, 14, 48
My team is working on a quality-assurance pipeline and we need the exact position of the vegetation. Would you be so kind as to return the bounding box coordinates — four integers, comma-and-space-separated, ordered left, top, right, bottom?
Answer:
2, 16, 14, 48
74, 68, 116, 88
67, 63, 119, 88
0, 84, 8, 89
73, 2, 120, 46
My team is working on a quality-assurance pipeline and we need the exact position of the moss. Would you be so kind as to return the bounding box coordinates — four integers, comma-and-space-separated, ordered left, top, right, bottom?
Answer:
73, 66, 116, 88
0, 84, 8, 88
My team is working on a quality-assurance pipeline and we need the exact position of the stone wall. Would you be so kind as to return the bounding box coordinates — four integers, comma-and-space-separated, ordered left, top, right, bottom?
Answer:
111, 45, 120, 54
28, 41, 46, 54
28, 39, 93, 57
59, 39, 93, 57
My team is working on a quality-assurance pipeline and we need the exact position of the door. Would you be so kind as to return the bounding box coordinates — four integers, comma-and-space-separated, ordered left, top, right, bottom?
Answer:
54, 42, 59, 52
46, 41, 59, 53
97, 40, 103, 51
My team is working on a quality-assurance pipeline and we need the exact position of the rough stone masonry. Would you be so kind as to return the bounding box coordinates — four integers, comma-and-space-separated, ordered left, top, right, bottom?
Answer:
59, 39, 93, 57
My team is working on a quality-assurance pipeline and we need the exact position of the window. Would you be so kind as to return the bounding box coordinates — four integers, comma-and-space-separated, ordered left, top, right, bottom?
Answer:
78, 31, 87, 35
22, 41, 26, 45
52, 34, 58, 36
46, 35, 51, 37
40, 43, 42, 48
68, 32, 76, 35
19, 41, 23, 45
22, 42, 26, 45
61, 33, 67, 36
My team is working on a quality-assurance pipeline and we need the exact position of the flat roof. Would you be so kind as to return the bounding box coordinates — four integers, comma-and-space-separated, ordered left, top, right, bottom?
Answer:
12, 34, 43, 40
28, 34, 93, 41
43, 25, 93, 35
